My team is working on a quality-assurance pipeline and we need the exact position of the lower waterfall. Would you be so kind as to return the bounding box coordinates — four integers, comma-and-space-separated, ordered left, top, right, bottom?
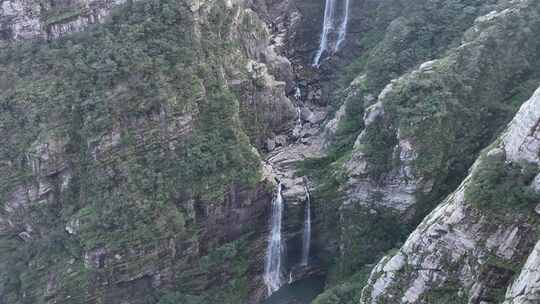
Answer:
264, 182, 285, 296
301, 186, 311, 266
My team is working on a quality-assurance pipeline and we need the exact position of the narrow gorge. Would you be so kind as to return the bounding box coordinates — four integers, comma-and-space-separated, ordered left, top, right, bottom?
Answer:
2, 0, 540, 304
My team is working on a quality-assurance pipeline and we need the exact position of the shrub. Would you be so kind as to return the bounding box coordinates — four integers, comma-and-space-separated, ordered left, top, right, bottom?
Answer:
465, 151, 540, 213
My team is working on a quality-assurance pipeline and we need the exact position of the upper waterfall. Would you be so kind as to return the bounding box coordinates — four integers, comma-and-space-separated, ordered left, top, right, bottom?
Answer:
312, 0, 350, 67
336, 0, 350, 50
264, 182, 285, 296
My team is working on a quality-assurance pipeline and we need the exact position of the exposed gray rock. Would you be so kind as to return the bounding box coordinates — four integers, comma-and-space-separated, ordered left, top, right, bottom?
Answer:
266, 135, 324, 202
0, 1, 296, 303
360, 86, 540, 304
275, 135, 288, 147
0, 0, 130, 41
323, 102, 346, 144
504, 241, 540, 303
1, 0, 41, 40
307, 88, 322, 102
65, 218, 80, 235
300, 107, 315, 123
502, 88, 540, 164
343, 0, 540, 217
362, 101, 384, 127
344, 96, 424, 213
84, 247, 107, 269
266, 138, 276, 151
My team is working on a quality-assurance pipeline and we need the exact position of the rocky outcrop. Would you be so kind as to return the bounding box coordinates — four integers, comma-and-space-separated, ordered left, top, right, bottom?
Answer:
0, 0, 130, 41
303, 1, 536, 288
360, 87, 540, 304
302, 3, 540, 298
504, 240, 540, 304
344, 0, 540, 215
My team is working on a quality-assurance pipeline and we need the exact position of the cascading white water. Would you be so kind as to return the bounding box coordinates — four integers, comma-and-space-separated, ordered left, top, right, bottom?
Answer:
312, 0, 350, 67
294, 86, 302, 101
289, 271, 293, 284
312, 0, 335, 67
336, 0, 350, 50
264, 182, 285, 295
294, 86, 302, 127
301, 186, 311, 266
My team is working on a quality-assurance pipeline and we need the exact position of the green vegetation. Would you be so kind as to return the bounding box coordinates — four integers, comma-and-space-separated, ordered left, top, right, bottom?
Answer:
474, 252, 528, 302
341, 29, 384, 85
173, 238, 250, 304
354, 118, 397, 182
312, 269, 371, 304
465, 151, 540, 214
333, 205, 408, 280
419, 284, 468, 304
363, 0, 497, 92
300, 1, 540, 300
44, 6, 85, 26
158, 293, 207, 304
0, 0, 265, 303
329, 92, 365, 158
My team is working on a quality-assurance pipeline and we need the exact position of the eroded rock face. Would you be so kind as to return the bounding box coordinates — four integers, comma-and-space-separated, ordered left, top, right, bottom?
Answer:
344, 0, 540, 215
360, 86, 540, 304
0, 0, 130, 41
214, 0, 297, 147
0, 0, 296, 303
504, 240, 540, 304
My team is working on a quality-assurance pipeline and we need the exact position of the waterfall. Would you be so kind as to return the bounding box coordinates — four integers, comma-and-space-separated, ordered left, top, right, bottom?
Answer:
295, 87, 302, 125
264, 182, 285, 295
312, 0, 350, 67
289, 271, 293, 284
312, 0, 335, 67
336, 0, 350, 50
301, 186, 311, 266
294, 86, 302, 101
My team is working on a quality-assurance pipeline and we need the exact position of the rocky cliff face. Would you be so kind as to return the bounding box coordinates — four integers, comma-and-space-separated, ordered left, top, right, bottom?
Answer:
1, 0, 130, 41
360, 86, 540, 304
0, 0, 297, 303
310, 0, 540, 289
305, 0, 540, 303
344, 0, 540, 216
